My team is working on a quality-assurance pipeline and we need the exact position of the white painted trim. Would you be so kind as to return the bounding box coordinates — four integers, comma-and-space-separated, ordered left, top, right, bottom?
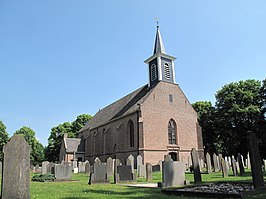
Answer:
172, 61, 176, 83
157, 56, 162, 81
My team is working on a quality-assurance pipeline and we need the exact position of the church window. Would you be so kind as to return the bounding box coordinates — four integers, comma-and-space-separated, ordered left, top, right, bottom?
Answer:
151, 64, 157, 81
168, 119, 177, 144
164, 63, 170, 79
128, 120, 134, 147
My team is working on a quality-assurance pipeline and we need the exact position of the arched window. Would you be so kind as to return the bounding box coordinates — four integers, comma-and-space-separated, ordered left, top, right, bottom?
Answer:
151, 64, 157, 81
168, 119, 177, 144
164, 63, 170, 79
128, 120, 134, 147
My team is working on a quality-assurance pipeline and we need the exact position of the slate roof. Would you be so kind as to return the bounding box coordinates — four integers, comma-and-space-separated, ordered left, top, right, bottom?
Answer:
65, 138, 85, 153
79, 84, 153, 132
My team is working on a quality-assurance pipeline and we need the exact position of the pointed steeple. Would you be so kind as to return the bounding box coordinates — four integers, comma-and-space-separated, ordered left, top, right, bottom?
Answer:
153, 25, 166, 55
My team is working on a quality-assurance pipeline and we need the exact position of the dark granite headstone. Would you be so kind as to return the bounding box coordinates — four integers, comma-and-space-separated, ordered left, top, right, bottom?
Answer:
237, 153, 245, 176
191, 148, 202, 183
206, 153, 212, 173
248, 131, 265, 189
146, 163, 153, 181
115, 165, 136, 183
2, 135, 30, 199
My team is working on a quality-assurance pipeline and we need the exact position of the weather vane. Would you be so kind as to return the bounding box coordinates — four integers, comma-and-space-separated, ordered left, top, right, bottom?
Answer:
154, 17, 159, 27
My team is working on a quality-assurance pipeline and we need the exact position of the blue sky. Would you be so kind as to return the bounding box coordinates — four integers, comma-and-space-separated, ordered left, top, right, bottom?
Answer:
0, 0, 265, 146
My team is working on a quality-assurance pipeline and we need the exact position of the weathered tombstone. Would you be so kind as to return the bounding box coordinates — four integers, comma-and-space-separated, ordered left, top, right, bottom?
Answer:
237, 153, 245, 176
221, 158, 228, 178
159, 161, 185, 188
225, 156, 230, 171
51, 164, 72, 180
232, 157, 238, 177
206, 153, 212, 174
0, 161, 2, 174
200, 159, 204, 171
191, 148, 202, 183
137, 164, 146, 177
1, 135, 30, 199
85, 161, 91, 174
218, 154, 223, 171
115, 165, 136, 183
35, 164, 41, 173
247, 152, 251, 169
94, 157, 101, 165
248, 131, 265, 189
126, 155, 134, 173
264, 160, 266, 171
146, 163, 153, 181
228, 156, 232, 166
152, 164, 161, 172
213, 153, 219, 172
78, 162, 86, 173
89, 163, 108, 184
106, 157, 114, 179
137, 155, 142, 168
164, 154, 172, 162
73, 160, 78, 169
42, 161, 50, 174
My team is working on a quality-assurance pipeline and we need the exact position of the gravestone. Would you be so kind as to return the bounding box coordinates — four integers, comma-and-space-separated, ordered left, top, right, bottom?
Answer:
264, 160, 266, 171
42, 161, 50, 174
78, 162, 86, 173
52, 164, 72, 180
89, 163, 108, 184
191, 148, 202, 183
85, 161, 91, 174
232, 157, 238, 177
107, 157, 114, 179
137, 155, 142, 168
247, 152, 251, 169
73, 160, 78, 169
225, 156, 230, 171
115, 165, 136, 183
0, 161, 2, 173
237, 153, 245, 176
137, 164, 146, 177
248, 131, 265, 189
221, 158, 228, 178
164, 154, 172, 162
159, 161, 185, 188
1, 135, 30, 199
218, 154, 223, 171
228, 156, 232, 166
94, 157, 101, 165
152, 164, 161, 172
146, 163, 153, 181
126, 155, 134, 173
213, 153, 219, 172
206, 152, 212, 173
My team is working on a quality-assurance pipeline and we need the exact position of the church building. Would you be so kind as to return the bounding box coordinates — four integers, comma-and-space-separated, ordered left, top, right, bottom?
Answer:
79, 26, 204, 165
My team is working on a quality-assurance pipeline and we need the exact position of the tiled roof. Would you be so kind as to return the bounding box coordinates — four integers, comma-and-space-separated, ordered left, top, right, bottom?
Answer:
79, 84, 152, 132
65, 138, 85, 153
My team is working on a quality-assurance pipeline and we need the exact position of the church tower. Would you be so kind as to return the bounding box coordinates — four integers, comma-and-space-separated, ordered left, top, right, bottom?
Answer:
144, 25, 176, 87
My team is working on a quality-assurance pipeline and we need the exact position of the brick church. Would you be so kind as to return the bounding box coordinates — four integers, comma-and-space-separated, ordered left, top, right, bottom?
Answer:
78, 26, 204, 165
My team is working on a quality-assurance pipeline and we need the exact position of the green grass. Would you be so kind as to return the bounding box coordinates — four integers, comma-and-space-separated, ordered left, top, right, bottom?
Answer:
29, 170, 266, 199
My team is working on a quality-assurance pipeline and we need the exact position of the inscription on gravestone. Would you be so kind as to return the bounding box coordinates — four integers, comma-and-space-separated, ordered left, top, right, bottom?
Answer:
2, 135, 30, 199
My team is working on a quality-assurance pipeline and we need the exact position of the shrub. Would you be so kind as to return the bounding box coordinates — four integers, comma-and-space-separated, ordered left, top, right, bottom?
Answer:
32, 174, 55, 182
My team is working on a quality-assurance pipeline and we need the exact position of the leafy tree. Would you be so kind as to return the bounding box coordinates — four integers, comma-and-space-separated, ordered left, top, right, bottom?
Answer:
0, 120, 9, 161
15, 126, 45, 164
215, 79, 263, 156
44, 114, 92, 162
72, 114, 92, 136
192, 101, 221, 153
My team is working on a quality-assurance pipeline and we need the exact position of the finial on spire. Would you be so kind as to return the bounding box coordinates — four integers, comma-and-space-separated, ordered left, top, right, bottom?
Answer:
154, 17, 159, 28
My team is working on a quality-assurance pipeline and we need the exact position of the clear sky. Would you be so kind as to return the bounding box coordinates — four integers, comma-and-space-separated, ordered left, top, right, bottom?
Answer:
0, 0, 265, 146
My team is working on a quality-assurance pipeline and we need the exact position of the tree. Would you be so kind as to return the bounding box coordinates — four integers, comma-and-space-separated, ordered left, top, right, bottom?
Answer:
72, 114, 92, 136
192, 101, 221, 154
44, 114, 92, 162
215, 79, 263, 155
15, 126, 45, 164
0, 120, 9, 161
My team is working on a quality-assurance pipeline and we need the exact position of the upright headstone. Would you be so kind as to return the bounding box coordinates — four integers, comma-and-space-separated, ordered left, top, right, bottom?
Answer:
213, 153, 219, 172
221, 158, 228, 178
264, 160, 266, 171
89, 163, 108, 184
137, 155, 145, 176
206, 153, 212, 174
146, 163, 153, 181
248, 131, 265, 189
78, 162, 86, 173
137, 155, 142, 168
232, 157, 238, 177
225, 156, 230, 171
191, 148, 202, 183
2, 135, 30, 199
247, 152, 251, 169
85, 161, 91, 174
0, 161, 2, 174
115, 165, 136, 183
51, 164, 72, 180
164, 154, 172, 162
228, 156, 232, 167
42, 161, 50, 174
94, 157, 101, 165
237, 153, 245, 176
160, 161, 185, 188
218, 154, 223, 171
126, 155, 134, 173
107, 157, 114, 179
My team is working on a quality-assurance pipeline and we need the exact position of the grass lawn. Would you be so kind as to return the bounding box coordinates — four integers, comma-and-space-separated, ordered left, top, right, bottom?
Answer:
30, 170, 266, 199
